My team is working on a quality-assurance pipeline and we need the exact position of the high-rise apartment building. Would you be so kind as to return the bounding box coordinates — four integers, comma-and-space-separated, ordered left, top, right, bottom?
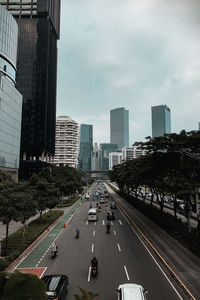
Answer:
0, 0, 61, 173
151, 105, 171, 138
78, 124, 93, 171
109, 152, 122, 170
122, 147, 147, 161
0, 5, 22, 179
54, 116, 78, 168
110, 107, 129, 149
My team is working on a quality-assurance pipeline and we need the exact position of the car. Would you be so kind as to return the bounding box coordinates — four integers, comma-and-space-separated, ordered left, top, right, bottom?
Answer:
110, 202, 117, 209
117, 283, 148, 300
105, 193, 109, 198
100, 197, 105, 204
42, 274, 69, 300
107, 211, 115, 220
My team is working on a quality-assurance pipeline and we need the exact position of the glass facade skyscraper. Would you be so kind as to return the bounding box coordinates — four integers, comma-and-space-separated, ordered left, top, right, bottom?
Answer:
151, 105, 171, 138
78, 124, 93, 171
110, 107, 129, 149
0, 5, 22, 179
0, 0, 61, 166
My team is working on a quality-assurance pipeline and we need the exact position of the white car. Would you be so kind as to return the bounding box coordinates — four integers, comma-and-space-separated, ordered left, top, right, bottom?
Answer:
117, 283, 148, 300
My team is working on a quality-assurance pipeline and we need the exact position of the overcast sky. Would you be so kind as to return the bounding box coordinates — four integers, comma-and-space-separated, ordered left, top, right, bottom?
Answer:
57, 0, 200, 145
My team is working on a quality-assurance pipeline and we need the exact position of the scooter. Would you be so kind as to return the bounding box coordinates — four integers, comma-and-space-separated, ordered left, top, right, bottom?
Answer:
76, 230, 80, 238
51, 248, 58, 258
91, 265, 98, 277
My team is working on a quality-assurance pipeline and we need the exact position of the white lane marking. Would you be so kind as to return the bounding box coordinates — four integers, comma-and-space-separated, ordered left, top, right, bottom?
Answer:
124, 266, 130, 281
130, 227, 183, 300
88, 266, 91, 282
86, 220, 88, 225
91, 243, 94, 253
102, 220, 105, 225
93, 230, 95, 236
119, 220, 122, 225
117, 243, 121, 252
114, 230, 116, 236
94, 222, 96, 226
111, 221, 113, 225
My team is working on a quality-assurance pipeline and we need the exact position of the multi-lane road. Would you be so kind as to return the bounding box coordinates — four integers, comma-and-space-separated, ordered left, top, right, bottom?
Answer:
35, 182, 186, 300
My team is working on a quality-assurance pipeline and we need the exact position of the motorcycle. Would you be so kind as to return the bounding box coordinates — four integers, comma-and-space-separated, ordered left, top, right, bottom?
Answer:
76, 230, 80, 238
91, 258, 98, 277
51, 245, 58, 258
106, 224, 110, 234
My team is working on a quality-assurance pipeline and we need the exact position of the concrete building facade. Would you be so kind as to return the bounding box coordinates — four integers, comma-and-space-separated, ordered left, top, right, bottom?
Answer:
54, 116, 78, 168
109, 152, 122, 170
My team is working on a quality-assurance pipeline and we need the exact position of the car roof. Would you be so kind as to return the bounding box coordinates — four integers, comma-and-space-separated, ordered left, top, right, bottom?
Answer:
118, 284, 145, 300
42, 275, 66, 291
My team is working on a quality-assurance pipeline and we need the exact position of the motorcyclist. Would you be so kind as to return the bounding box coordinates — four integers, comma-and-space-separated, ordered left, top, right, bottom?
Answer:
51, 242, 58, 254
91, 256, 98, 268
89, 203, 92, 208
106, 222, 110, 232
76, 227, 80, 237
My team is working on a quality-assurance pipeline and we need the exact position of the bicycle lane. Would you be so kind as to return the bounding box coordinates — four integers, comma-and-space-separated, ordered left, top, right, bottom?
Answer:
15, 198, 83, 275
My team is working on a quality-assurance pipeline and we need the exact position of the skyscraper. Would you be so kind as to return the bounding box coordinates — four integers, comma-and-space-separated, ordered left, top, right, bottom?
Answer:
78, 124, 93, 171
151, 105, 171, 138
54, 116, 78, 168
110, 107, 129, 149
0, 5, 22, 179
0, 0, 61, 171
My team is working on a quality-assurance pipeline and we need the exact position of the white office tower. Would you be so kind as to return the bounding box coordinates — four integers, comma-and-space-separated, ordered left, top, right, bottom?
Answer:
122, 147, 147, 161
54, 116, 78, 168
109, 152, 122, 170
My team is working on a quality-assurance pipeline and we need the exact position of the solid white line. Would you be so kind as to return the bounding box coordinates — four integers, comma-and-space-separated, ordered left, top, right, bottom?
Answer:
124, 266, 130, 281
114, 230, 116, 236
130, 227, 183, 299
119, 220, 122, 225
88, 266, 91, 282
93, 230, 95, 236
120, 210, 130, 225
117, 243, 121, 252
91, 244, 94, 253
102, 220, 105, 225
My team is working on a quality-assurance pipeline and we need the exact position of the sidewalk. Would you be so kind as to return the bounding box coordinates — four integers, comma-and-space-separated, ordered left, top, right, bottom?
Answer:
106, 184, 200, 300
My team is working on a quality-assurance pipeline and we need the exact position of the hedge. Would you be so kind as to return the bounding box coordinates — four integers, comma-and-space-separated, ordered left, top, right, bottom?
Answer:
0, 210, 63, 271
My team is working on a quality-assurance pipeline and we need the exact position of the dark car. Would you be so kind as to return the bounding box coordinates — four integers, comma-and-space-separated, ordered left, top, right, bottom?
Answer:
110, 202, 117, 209
107, 211, 115, 220
42, 274, 69, 300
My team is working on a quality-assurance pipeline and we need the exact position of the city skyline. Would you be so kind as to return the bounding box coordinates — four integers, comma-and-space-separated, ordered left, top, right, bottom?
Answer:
57, 0, 200, 144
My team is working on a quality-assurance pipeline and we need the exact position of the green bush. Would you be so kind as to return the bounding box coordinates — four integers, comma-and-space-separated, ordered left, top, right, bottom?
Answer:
119, 191, 200, 257
0, 259, 9, 271
0, 210, 63, 271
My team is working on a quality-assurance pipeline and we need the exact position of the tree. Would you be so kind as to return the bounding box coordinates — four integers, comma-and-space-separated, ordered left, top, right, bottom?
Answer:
73, 286, 99, 300
13, 182, 37, 236
0, 271, 47, 300
29, 174, 60, 220
0, 180, 20, 254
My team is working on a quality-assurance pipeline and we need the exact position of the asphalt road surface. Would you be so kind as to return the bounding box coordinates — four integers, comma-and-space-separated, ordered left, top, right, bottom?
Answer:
39, 183, 185, 300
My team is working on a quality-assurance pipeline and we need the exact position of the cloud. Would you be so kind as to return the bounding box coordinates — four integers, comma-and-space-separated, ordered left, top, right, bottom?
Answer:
57, 0, 200, 143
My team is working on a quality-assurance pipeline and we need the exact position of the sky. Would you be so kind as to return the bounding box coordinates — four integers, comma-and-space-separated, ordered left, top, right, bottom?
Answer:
57, 0, 200, 145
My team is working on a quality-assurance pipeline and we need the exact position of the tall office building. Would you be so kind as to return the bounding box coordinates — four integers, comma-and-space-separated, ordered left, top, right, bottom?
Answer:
0, 0, 61, 176
78, 124, 93, 171
110, 107, 129, 149
0, 5, 22, 179
54, 116, 78, 168
100, 143, 118, 170
151, 105, 171, 138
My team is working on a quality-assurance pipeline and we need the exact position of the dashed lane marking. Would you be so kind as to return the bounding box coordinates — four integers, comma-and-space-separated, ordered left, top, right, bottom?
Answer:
88, 266, 91, 282
117, 243, 121, 252
114, 230, 116, 236
91, 244, 94, 253
119, 220, 122, 225
124, 266, 130, 281
93, 230, 95, 236
102, 220, 105, 225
